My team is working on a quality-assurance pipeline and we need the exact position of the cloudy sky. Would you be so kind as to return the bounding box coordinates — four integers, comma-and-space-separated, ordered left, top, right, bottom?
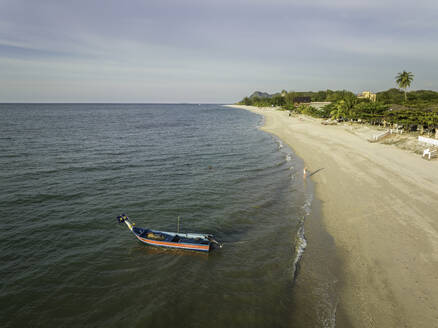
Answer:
1, 0, 437, 103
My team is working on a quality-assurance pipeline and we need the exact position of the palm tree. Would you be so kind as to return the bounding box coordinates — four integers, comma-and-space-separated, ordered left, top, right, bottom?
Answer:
330, 100, 349, 121
395, 70, 414, 102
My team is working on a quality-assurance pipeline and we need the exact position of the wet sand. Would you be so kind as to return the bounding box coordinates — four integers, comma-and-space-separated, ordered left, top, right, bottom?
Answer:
227, 105, 438, 327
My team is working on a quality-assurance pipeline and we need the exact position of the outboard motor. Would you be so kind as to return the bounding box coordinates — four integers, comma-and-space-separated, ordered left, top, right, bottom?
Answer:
207, 235, 223, 248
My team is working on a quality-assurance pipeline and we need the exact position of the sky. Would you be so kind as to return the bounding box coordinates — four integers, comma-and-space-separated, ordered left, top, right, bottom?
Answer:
0, 0, 437, 103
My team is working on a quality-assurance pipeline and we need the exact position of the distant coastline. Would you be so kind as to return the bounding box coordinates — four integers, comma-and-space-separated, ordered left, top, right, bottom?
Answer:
227, 104, 438, 327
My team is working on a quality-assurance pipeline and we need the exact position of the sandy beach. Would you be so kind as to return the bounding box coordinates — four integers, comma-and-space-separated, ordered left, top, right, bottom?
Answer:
227, 105, 438, 327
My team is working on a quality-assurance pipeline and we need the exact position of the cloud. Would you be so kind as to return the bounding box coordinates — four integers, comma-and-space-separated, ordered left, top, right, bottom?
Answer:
0, 0, 437, 101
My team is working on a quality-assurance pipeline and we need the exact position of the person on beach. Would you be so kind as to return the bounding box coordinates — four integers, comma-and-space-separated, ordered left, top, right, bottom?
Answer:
303, 167, 308, 178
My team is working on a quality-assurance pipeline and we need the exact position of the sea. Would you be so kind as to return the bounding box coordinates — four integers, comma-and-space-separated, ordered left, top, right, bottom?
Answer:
0, 104, 340, 327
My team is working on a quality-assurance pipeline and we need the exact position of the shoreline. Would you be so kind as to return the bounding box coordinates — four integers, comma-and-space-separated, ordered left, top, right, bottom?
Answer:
227, 105, 438, 327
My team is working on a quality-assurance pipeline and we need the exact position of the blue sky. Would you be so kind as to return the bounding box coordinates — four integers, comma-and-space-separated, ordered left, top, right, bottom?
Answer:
1, 0, 437, 103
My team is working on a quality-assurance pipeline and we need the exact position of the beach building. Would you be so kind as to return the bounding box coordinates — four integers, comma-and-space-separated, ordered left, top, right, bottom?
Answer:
294, 96, 311, 105
357, 91, 377, 102
310, 101, 331, 110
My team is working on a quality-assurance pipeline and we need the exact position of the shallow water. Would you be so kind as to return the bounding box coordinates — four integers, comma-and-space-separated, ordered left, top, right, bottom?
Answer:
0, 104, 338, 327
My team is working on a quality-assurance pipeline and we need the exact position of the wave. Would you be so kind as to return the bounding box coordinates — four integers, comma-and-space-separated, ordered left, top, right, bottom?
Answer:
290, 191, 313, 281
291, 218, 307, 282
302, 193, 313, 216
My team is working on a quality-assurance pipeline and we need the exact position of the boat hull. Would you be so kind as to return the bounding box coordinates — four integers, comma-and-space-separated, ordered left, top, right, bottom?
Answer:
134, 234, 211, 252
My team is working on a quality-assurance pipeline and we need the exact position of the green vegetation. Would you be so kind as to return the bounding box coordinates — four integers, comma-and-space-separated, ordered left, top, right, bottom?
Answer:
376, 89, 438, 109
238, 84, 438, 136
240, 90, 356, 109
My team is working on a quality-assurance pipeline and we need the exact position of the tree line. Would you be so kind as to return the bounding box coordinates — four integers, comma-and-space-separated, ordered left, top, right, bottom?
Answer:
238, 74, 438, 136
239, 89, 359, 108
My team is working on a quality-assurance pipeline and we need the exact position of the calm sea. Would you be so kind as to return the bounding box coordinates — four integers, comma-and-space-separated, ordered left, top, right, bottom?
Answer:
0, 104, 338, 327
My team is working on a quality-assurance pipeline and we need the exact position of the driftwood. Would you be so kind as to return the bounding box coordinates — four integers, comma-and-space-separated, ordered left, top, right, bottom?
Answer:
321, 120, 337, 125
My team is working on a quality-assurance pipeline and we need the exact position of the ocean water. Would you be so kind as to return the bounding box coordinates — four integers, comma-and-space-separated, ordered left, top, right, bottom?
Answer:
0, 104, 338, 327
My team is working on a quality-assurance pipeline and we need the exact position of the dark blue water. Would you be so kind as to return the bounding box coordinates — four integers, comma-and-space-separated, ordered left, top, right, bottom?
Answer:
0, 104, 337, 327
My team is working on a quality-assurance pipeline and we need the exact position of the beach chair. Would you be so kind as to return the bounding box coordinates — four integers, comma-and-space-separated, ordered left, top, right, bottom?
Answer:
422, 148, 437, 160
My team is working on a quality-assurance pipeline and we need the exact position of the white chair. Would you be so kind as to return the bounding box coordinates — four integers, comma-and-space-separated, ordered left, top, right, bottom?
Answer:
422, 148, 437, 160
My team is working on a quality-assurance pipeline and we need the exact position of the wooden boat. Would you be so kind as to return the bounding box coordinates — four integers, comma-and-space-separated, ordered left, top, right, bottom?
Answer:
117, 214, 222, 252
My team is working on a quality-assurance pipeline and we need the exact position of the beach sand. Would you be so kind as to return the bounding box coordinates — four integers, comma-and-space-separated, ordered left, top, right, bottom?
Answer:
227, 105, 438, 327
